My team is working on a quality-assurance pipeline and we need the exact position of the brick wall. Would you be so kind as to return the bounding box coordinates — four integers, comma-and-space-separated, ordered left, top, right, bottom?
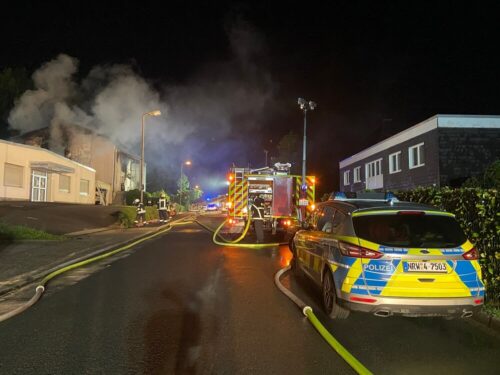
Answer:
439, 128, 500, 187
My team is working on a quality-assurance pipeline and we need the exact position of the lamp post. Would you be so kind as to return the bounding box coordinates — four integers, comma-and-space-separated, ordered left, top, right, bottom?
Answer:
179, 160, 192, 208
297, 98, 316, 221
140, 110, 161, 203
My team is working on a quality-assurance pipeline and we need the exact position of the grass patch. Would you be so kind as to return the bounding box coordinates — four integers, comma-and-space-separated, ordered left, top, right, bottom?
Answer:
118, 206, 159, 228
483, 303, 500, 319
0, 222, 65, 241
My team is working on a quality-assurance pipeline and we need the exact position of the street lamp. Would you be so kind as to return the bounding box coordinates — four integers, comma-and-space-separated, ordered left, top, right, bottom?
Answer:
179, 160, 192, 208
140, 110, 161, 203
297, 98, 316, 220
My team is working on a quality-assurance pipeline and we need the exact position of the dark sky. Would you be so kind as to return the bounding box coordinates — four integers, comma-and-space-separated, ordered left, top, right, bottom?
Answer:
2, 1, 500, 196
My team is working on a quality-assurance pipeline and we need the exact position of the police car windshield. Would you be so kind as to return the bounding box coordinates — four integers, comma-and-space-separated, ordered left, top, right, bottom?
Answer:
352, 214, 467, 248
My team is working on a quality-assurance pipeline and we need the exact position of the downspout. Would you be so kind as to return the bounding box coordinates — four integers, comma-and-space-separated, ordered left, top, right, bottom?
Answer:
112, 147, 117, 205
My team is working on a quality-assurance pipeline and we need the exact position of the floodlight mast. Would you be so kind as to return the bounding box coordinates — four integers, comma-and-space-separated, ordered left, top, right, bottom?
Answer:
297, 98, 316, 222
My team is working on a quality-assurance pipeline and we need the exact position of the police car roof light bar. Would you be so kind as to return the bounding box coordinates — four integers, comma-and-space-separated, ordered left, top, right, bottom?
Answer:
329, 191, 399, 203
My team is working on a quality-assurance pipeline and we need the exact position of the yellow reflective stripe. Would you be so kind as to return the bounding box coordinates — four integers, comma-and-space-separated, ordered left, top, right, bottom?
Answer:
329, 263, 339, 273
352, 210, 455, 217
341, 259, 363, 293
462, 240, 474, 252
314, 256, 321, 273
336, 235, 360, 245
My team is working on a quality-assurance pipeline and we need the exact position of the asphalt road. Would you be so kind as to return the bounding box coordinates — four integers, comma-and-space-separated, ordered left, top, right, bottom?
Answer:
0, 215, 499, 374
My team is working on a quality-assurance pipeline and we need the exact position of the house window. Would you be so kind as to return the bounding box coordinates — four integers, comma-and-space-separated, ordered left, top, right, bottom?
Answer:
343, 170, 350, 186
365, 159, 382, 178
389, 151, 401, 174
353, 166, 361, 183
4, 163, 24, 187
59, 175, 71, 193
409, 143, 425, 169
80, 179, 89, 196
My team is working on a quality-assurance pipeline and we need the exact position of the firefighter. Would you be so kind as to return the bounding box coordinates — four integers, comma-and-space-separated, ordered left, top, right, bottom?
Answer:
158, 194, 169, 223
251, 194, 265, 243
134, 198, 147, 225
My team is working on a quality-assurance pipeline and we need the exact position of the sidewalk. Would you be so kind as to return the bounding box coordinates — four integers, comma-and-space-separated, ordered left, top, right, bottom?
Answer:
0, 222, 170, 299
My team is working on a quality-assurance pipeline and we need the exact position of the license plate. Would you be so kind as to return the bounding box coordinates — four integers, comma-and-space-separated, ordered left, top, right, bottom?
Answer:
404, 261, 447, 273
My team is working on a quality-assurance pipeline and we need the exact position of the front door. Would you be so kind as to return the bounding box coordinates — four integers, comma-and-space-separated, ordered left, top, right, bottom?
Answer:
31, 171, 47, 202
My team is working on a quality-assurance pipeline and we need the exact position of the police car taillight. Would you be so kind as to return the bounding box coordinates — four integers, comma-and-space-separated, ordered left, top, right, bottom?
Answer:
462, 247, 478, 260
339, 242, 383, 259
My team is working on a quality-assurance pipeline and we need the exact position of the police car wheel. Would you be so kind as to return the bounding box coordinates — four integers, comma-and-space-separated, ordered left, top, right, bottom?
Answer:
322, 270, 350, 319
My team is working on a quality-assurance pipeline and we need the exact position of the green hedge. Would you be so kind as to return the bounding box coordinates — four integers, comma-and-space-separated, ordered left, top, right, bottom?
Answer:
118, 206, 159, 228
397, 187, 499, 303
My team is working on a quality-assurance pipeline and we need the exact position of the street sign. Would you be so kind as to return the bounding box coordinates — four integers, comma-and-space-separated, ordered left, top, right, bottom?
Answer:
301, 184, 308, 191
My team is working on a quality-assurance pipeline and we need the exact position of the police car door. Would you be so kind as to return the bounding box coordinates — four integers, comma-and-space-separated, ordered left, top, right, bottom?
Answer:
307, 205, 336, 284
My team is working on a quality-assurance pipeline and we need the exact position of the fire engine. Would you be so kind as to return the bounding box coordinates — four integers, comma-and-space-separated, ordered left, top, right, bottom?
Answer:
226, 162, 316, 237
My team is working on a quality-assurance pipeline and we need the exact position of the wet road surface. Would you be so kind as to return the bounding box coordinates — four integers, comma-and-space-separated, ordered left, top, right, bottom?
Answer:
0, 215, 499, 374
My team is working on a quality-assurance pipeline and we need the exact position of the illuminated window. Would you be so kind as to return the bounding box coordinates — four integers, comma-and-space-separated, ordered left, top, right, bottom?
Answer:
4, 163, 24, 187
354, 167, 361, 183
59, 175, 71, 193
343, 170, 350, 185
409, 143, 425, 169
80, 179, 89, 195
389, 151, 401, 174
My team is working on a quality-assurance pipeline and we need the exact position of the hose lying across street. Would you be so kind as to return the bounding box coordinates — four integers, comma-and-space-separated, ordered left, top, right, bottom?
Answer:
0, 213, 372, 374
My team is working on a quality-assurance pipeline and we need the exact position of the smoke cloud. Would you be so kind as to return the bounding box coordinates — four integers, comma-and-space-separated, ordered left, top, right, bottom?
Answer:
8, 20, 276, 194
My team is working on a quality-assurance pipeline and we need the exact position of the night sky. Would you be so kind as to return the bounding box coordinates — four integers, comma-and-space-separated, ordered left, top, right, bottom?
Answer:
2, 1, 500, 197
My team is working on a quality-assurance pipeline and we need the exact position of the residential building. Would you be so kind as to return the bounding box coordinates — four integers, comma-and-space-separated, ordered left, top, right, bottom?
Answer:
339, 115, 500, 192
0, 139, 95, 204
12, 125, 142, 205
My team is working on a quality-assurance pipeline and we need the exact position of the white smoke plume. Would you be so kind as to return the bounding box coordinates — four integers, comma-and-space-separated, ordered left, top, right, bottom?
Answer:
8, 20, 276, 192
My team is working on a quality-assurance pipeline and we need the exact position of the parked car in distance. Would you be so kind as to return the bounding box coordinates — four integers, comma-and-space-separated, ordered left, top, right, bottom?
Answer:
291, 192, 484, 319
205, 203, 218, 211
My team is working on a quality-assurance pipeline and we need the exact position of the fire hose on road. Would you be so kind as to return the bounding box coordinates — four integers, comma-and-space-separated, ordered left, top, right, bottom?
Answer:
197, 216, 373, 375
1, 213, 372, 374
0, 215, 195, 323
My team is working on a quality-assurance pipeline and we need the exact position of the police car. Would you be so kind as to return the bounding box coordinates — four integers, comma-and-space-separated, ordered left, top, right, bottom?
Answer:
290, 192, 484, 319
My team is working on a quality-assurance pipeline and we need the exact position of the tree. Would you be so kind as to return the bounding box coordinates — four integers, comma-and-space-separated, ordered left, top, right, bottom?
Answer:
189, 186, 203, 202
276, 131, 301, 174
483, 160, 500, 189
462, 159, 500, 189
0, 67, 32, 138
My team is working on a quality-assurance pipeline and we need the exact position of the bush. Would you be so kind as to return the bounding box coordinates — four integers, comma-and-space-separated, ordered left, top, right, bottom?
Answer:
118, 206, 159, 227
397, 187, 500, 303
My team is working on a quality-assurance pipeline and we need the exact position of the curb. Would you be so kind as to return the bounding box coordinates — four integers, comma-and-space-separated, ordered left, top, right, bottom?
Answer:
0, 221, 176, 299
471, 309, 500, 334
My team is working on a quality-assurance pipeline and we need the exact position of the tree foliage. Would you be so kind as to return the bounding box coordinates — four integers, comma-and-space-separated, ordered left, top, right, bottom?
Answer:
0, 67, 32, 138
398, 187, 500, 303
463, 160, 500, 189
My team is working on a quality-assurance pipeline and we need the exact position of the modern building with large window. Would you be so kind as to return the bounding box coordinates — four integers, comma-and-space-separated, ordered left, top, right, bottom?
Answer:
0, 139, 96, 204
339, 115, 500, 192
